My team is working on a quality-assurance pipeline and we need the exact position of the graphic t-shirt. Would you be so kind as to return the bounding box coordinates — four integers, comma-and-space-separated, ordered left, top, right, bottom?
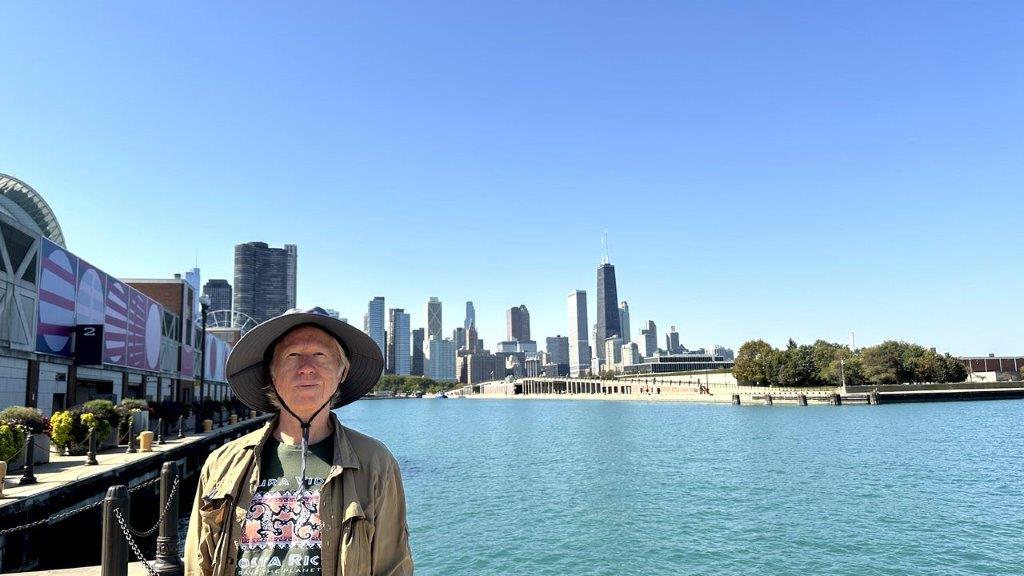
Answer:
236, 434, 334, 576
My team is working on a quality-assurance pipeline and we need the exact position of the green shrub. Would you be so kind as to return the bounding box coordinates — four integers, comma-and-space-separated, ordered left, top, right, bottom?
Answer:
0, 406, 48, 434
119, 398, 148, 411
51, 407, 112, 455
0, 422, 27, 462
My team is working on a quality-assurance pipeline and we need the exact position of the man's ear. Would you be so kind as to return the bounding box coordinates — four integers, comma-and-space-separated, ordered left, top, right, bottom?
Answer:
339, 364, 350, 383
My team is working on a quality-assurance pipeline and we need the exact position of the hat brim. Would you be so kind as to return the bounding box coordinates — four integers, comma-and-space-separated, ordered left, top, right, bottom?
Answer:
226, 313, 384, 413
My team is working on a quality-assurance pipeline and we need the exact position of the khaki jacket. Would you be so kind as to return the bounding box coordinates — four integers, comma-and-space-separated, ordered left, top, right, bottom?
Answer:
184, 413, 414, 576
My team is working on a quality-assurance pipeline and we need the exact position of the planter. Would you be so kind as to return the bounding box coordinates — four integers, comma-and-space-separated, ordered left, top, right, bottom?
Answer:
6, 434, 50, 470
100, 427, 119, 450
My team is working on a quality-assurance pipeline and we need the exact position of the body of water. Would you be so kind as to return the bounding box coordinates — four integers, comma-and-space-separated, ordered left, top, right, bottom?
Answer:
337, 398, 1023, 576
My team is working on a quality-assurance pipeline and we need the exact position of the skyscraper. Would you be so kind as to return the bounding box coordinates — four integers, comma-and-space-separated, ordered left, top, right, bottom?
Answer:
203, 279, 232, 313
465, 301, 475, 330
366, 297, 385, 355
426, 297, 442, 340
546, 335, 570, 366
387, 309, 410, 375
411, 328, 425, 375
452, 327, 466, 350
618, 301, 631, 344
426, 338, 457, 381
596, 262, 620, 358
567, 290, 590, 376
233, 242, 297, 323
666, 325, 682, 354
641, 320, 658, 358
507, 305, 530, 342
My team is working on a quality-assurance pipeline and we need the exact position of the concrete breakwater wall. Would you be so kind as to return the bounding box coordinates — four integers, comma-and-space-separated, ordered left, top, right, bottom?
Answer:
0, 416, 272, 573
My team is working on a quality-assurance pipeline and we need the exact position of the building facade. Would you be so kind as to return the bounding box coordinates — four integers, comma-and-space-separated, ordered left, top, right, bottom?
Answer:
426, 338, 456, 381
641, 320, 658, 358
411, 328, 425, 376
233, 241, 297, 323
386, 308, 410, 375
506, 304, 530, 342
202, 279, 232, 313
596, 263, 620, 357
365, 297, 385, 355
567, 290, 590, 377
426, 297, 442, 340
618, 301, 631, 344
546, 335, 570, 366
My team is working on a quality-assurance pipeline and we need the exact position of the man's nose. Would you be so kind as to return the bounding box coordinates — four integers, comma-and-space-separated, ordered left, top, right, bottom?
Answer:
296, 356, 318, 373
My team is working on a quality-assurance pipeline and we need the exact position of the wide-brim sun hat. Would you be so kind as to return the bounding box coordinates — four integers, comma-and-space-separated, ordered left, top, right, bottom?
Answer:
226, 306, 384, 413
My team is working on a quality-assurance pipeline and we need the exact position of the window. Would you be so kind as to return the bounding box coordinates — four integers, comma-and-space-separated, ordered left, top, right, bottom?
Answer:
51, 393, 65, 412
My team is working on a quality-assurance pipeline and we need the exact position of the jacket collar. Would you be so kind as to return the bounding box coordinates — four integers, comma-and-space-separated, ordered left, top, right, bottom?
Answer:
240, 411, 361, 471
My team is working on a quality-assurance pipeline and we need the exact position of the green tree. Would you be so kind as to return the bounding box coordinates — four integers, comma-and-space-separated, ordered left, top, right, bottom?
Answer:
860, 341, 905, 384
776, 343, 820, 387
939, 354, 968, 383
733, 340, 777, 386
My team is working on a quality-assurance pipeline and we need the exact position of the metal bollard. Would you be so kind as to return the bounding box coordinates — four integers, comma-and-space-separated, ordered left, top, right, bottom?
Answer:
101, 485, 129, 576
86, 428, 99, 465
152, 462, 183, 576
177, 415, 185, 439
18, 433, 38, 485
126, 423, 137, 454
157, 418, 165, 445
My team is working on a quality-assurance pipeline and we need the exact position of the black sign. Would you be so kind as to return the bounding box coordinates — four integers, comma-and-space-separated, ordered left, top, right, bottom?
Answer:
73, 324, 104, 366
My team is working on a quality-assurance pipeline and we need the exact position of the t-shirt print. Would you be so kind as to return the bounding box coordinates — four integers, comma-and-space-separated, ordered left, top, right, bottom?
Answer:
236, 435, 334, 576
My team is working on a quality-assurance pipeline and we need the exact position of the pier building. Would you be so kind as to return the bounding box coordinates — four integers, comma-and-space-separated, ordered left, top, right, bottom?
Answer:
0, 174, 232, 415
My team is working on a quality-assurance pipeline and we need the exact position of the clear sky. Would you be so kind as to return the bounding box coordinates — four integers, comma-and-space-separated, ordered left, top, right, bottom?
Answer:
2, 2, 1021, 356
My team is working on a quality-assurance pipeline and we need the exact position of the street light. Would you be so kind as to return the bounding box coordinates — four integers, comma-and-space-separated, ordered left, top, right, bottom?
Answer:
199, 293, 211, 403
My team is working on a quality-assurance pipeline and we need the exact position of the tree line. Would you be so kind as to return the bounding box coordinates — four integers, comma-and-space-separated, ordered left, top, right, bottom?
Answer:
732, 339, 967, 387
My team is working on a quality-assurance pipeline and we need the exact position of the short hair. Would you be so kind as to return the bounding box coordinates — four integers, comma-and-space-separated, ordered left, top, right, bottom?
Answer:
263, 324, 351, 411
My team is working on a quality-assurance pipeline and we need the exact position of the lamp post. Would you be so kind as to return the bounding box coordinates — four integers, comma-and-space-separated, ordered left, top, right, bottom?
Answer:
198, 294, 210, 404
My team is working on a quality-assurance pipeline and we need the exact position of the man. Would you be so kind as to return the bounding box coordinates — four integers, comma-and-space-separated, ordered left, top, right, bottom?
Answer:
185, 307, 413, 576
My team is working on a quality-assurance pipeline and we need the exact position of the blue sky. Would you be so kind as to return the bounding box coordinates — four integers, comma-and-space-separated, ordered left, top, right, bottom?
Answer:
1, 2, 1021, 355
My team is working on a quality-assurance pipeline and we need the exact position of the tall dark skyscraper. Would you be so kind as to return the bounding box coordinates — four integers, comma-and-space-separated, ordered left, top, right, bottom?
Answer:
203, 279, 232, 313
233, 241, 297, 323
465, 301, 475, 330
411, 328, 425, 375
506, 305, 530, 342
596, 262, 620, 358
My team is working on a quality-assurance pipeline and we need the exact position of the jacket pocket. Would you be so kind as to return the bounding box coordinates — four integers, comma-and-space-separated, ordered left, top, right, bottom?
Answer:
340, 501, 375, 575
199, 494, 233, 570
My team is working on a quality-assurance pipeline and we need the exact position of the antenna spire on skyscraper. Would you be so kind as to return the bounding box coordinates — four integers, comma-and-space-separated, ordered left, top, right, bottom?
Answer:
601, 228, 610, 265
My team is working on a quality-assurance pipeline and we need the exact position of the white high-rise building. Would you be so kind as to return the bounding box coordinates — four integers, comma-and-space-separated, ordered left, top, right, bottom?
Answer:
426, 297, 443, 340
618, 301, 631, 344
641, 320, 658, 358
366, 297, 385, 354
567, 290, 591, 376
604, 336, 623, 371
426, 338, 457, 381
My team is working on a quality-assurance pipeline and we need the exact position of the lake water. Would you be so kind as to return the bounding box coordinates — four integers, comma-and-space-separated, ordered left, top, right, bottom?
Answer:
337, 398, 1023, 576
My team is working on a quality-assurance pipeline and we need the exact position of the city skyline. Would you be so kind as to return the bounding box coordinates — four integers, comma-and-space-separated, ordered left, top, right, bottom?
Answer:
2, 3, 1020, 356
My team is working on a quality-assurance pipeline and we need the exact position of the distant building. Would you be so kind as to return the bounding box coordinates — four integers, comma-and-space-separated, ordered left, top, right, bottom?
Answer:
711, 345, 735, 362
387, 309, 410, 375
465, 301, 475, 330
596, 262, 620, 357
516, 340, 538, 355
452, 327, 466, 350
458, 352, 501, 384
426, 297, 442, 340
666, 326, 682, 354
497, 340, 519, 353
567, 291, 590, 377
618, 301, 631, 344
604, 336, 623, 371
624, 353, 734, 374
365, 297, 385, 355
546, 335, 570, 366
622, 342, 642, 367
202, 279, 232, 313
426, 338, 457, 381
233, 241, 297, 323
411, 328, 425, 375
641, 320, 658, 358
507, 305, 530, 342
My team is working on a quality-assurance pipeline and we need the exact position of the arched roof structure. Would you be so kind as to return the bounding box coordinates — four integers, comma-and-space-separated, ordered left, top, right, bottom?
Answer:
0, 173, 66, 247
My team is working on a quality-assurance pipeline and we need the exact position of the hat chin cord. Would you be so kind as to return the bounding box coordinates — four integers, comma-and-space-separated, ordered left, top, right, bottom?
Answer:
272, 388, 334, 489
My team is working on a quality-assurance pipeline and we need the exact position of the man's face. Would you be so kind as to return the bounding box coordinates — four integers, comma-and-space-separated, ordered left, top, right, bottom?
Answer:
270, 326, 347, 416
